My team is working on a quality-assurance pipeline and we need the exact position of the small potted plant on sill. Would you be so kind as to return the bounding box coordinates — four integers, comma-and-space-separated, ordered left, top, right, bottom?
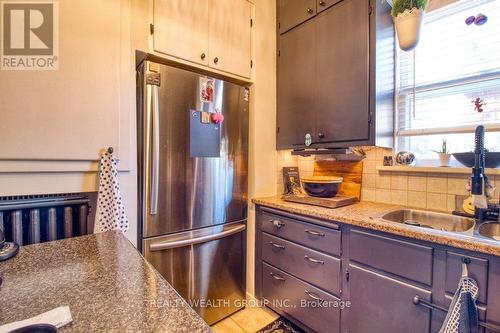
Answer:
390, 0, 429, 51
434, 139, 451, 167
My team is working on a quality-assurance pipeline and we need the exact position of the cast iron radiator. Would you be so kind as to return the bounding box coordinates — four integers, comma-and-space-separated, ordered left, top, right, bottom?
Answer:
0, 193, 96, 246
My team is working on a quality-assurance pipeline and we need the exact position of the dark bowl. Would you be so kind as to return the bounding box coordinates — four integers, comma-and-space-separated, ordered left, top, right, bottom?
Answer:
302, 177, 343, 198
452, 152, 500, 168
8, 324, 58, 333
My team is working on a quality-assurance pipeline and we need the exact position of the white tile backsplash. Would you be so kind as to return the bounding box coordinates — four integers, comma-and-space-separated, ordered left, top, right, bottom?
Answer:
426, 175, 448, 194
359, 148, 462, 213
407, 191, 427, 209
408, 174, 427, 192
275, 147, 495, 214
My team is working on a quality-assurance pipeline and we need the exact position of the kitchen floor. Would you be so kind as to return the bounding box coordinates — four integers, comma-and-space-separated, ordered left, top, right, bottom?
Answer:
211, 306, 279, 333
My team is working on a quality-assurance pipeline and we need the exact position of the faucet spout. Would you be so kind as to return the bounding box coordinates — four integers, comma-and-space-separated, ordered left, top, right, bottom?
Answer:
471, 125, 490, 214
471, 125, 485, 196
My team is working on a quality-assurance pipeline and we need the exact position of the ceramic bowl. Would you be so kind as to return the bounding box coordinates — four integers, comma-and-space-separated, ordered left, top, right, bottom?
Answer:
453, 152, 500, 168
301, 176, 343, 198
395, 151, 415, 165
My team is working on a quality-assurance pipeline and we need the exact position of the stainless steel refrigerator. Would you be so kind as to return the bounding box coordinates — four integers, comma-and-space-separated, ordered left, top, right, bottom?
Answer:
137, 59, 248, 325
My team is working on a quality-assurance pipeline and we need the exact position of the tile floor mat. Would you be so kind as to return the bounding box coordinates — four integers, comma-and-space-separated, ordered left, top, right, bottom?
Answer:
256, 317, 305, 333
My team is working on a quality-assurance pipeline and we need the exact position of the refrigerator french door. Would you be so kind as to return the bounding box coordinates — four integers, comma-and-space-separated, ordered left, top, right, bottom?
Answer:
137, 60, 248, 325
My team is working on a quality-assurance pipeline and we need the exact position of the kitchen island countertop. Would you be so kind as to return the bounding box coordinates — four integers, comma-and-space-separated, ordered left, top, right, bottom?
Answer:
0, 231, 212, 333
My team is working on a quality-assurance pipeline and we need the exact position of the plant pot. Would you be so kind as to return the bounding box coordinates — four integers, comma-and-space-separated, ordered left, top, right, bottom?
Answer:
394, 8, 424, 51
438, 153, 451, 167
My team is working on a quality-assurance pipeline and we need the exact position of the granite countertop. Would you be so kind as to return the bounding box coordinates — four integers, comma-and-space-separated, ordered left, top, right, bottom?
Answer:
252, 196, 500, 257
0, 231, 212, 333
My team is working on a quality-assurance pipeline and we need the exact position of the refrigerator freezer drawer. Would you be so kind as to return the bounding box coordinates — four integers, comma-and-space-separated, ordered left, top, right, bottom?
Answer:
143, 222, 246, 325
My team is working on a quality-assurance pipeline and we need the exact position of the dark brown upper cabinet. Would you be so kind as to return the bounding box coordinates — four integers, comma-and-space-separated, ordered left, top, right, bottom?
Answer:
277, 18, 316, 147
277, 0, 395, 150
315, 0, 370, 144
278, 0, 316, 34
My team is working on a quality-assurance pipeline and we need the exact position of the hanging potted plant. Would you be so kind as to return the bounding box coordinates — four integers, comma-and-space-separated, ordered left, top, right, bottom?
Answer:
391, 0, 429, 51
433, 139, 451, 167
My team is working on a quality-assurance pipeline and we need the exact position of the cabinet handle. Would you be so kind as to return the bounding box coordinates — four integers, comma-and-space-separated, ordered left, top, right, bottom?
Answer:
270, 272, 286, 281
304, 255, 325, 265
307, 7, 314, 14
200, 53, 206, 60
319, 1, 326, 6
270, 219, 285, 228
213, 57, 219, 64
305, 290, 323, 301
305, 229, 325, 237
269, 241, 285, 250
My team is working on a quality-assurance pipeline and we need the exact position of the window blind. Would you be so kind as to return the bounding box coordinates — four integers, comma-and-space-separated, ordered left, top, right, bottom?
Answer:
396, 0, 500, 137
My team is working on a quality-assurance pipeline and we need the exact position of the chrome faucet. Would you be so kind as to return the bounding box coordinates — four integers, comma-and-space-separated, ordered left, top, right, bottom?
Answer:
471, 125, 500, 222
471, 125, 488, 197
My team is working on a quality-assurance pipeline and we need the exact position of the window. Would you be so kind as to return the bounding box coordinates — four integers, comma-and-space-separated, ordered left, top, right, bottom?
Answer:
395, 0, 500, 163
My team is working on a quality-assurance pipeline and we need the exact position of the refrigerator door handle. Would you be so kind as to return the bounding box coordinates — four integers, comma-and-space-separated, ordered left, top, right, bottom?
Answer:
146, 73, 160, 216
149, 224, 246, 251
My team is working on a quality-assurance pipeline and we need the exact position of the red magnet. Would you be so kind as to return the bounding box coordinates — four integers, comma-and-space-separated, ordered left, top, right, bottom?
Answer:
211, 112, 224, 124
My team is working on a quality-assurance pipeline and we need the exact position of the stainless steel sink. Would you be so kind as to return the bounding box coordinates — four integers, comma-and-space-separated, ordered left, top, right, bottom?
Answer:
380, 209, 475, 233
478, 222, 500, 241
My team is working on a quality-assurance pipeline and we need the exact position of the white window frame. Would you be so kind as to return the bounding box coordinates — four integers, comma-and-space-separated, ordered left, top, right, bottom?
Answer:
393, 0, 500, 159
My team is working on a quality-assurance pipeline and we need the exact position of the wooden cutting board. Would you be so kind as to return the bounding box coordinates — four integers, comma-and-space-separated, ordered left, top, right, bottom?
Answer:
282, 194, 357, 209
313, 160, 363, 200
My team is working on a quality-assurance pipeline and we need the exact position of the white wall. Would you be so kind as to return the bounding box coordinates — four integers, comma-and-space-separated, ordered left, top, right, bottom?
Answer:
246, 0, 278, 297
0, 0, 138, 244
0, 0, 279, 262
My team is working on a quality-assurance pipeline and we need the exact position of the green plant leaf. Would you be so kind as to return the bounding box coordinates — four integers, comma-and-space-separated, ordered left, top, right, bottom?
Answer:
391, 0, 429, 17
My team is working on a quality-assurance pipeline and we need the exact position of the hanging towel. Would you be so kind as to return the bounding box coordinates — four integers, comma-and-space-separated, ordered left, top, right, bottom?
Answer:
439, 263, 479, 333
94, 149, 128, 233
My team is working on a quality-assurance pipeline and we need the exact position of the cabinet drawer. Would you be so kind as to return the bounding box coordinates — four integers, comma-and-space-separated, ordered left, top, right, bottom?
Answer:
348, 264, 432, 333
260, 210, 341, 256
279, 0, 317, 33
262, 233, 341, 295
445, 251, 488, 304
262, 262, 341, 333
349, 229, 433, 285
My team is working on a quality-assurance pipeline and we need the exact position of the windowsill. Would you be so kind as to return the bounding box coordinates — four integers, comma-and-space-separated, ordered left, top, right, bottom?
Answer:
377, 165, 500, 175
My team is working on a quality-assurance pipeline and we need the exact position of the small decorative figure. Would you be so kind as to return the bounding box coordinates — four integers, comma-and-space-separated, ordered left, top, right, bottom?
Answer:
472, 98, 486, 113
465, 16, 476, 25
465, 14, 488, 26
474, 13, 488, 26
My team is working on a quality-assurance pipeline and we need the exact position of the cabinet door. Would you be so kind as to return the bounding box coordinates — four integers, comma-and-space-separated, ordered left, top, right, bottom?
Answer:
277, 19, 316, 149
316, 0, 342, 13
153, 0, 209, 66
208, 0, 252, 78
315, 0, 370, 144
279, 0, 317, 34
348, 264, 432, 333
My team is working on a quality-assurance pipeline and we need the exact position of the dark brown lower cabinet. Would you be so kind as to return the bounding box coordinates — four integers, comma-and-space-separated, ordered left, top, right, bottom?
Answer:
347, 264, 432, 333
262, 262, 341, 333
255, 205, 500, 333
